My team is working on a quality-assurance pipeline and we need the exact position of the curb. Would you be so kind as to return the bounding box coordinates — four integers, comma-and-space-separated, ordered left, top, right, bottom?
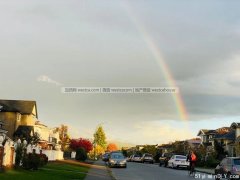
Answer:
195, 169, 214, 175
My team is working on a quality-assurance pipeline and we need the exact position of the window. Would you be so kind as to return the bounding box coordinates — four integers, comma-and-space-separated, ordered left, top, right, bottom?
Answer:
233, 159, 240, 165
176, 156, 187, 160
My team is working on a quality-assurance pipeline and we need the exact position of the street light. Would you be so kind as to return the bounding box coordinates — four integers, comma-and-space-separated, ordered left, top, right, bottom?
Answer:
0, 119, 8, 172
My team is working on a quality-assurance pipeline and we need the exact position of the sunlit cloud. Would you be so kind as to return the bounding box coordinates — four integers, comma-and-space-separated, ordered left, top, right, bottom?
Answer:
37, 75, 63, 86
132, 121, 193, 144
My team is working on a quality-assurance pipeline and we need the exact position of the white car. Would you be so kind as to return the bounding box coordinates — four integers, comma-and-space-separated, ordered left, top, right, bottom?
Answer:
132, 154, 142, 162
168, 155, 190, 169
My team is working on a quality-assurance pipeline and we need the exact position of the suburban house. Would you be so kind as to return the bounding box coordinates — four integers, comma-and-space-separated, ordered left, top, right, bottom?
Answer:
0, 99, 38, 140
0, 99, 64, 168
197, 123, 240, 156
186, 138, 201, 149
0, 99, 61, 150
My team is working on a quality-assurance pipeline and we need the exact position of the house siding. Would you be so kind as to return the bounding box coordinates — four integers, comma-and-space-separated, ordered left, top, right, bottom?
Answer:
0, 112, 17, 139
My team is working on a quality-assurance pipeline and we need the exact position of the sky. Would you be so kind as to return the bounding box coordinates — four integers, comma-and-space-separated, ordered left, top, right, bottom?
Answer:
0, 0, 240, 145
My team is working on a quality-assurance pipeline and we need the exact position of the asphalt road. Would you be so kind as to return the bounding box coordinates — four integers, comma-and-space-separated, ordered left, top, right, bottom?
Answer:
110, 162, 213, 180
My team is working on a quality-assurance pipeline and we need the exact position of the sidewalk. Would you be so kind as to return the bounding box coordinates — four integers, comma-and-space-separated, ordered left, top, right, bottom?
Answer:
84, 160, 114, 180
195, 167, 215, 174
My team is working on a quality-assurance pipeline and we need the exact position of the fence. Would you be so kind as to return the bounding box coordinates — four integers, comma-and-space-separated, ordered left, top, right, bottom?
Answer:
2, 141, 64, 168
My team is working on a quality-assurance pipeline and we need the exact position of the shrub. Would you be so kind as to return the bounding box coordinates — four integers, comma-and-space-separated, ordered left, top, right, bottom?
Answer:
29, 152, 40, 170
205, 155, 220, 168
22, 152, 30, 170
22, 152, 48, 170
39, 153, 48, 167
75, 147, 87, 161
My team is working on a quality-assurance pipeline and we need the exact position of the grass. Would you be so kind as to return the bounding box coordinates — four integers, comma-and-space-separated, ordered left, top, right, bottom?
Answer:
0, 161, 89, 180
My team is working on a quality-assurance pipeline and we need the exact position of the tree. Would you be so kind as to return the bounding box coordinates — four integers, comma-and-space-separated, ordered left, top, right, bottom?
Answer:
93, 125, 107, 149
14, 133, 40, 169
214, 140, 228, 160
122, 148, 128, 157
29, 132, 41, 146
70, 138, 93, 153
89, 145, 105, 160
55, 125, 71, 151
171, 141, 189, 155
140, 145, 157, 157
107, 143, 118, 152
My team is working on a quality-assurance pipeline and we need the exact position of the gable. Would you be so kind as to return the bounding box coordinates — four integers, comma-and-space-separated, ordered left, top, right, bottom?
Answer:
0, 99, 38, 118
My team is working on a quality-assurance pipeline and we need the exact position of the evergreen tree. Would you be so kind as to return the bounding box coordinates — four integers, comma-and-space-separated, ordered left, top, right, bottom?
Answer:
93, 125, 107, 149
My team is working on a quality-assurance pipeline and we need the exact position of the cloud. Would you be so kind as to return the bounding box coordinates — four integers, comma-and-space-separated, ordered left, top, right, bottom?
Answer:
125, 121, 194, 144
37, 75, 62, 86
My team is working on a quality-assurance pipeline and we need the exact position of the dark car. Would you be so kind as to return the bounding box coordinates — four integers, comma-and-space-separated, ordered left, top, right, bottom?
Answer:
215, 157, 240, 180
159, 153, 175, 167
141, 153, 154, 164
102, 152, 110, 162
108, 152, 127, 168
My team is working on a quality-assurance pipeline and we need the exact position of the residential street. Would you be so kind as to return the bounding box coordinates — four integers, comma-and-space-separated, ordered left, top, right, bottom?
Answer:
110, 162, 211, 180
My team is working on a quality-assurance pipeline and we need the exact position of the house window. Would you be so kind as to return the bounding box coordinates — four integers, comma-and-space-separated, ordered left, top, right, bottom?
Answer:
49, 137, 57, 144
203, 136, 208, 143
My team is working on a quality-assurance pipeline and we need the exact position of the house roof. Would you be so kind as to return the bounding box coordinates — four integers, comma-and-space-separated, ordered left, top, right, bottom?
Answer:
0, 99, 38, 118
214, 130, 235, 140
216, 127, 231, 134
187, 139, 201, 144
197, 127, 232, 136
35, 121, 48, 127
197, 129, 216, 136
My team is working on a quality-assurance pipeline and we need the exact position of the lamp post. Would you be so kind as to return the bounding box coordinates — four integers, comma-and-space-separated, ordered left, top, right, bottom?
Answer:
0, 120, 8, 172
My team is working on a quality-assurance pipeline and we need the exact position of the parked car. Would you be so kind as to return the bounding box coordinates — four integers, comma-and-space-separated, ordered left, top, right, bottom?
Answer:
159, 153, 175, 167
127, 155, 133, 162
131, 154, 142, 163
141, 153, 154, 164
102, 152, 110, 162
215, 157, 240, 180
108, 152, 127, 168
167, 155, 189, 169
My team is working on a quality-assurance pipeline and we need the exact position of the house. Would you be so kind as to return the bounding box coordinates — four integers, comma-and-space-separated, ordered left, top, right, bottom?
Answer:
0, 99, 38, 139
186, 138, 201, 149
197, 123, 240, 157
0, 99, 60, 150
34, 121, 61, 150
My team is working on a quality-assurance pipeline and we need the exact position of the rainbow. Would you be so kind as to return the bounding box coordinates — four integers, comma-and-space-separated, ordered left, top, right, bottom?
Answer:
122, 1, 188, 121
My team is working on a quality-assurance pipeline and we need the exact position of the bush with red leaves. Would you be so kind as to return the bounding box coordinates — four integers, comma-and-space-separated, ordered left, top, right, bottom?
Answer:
70, 138, 93, 153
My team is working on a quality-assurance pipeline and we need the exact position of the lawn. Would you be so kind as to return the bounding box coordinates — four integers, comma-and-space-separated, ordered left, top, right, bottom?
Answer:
0, 161, 89, 180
